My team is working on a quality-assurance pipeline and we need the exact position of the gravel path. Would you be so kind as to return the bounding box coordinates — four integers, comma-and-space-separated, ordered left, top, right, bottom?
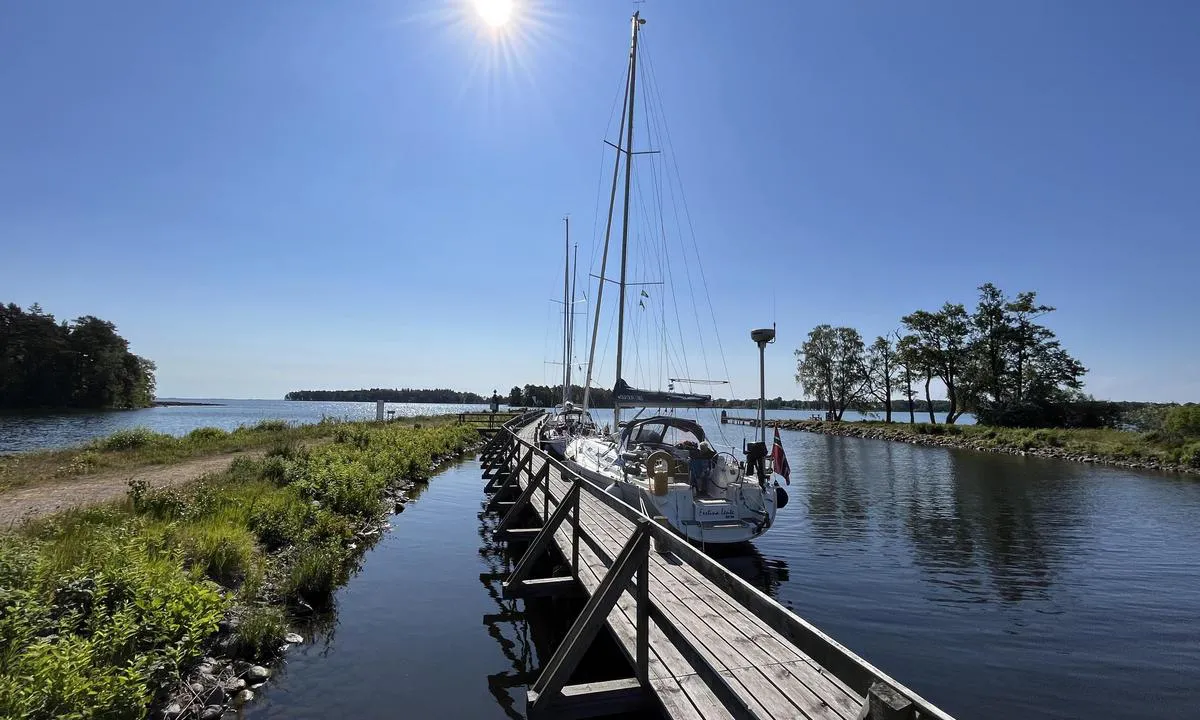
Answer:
0, 451, 262, 529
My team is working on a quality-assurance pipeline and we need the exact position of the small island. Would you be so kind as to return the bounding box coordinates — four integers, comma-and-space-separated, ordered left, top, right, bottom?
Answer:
285, 388, 488, 404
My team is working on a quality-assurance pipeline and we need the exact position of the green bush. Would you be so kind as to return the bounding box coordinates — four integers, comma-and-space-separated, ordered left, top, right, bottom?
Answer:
94, 428, 174, 452
0, 527, 224, 720
333, 426, 371, 449
186, 427, 229, 443
171, 520, 256, 586
1030, 429, 1063, 447
260, 456, 288, 484
1180, 442, 1200, 468
265, 441, 302, 460
283, 543, 344, 606
1165, 405, 1200, 439
131, 484, 188, 521
251, 419, 290, 433
249, 489, 312, 550
227, 606, 288, 660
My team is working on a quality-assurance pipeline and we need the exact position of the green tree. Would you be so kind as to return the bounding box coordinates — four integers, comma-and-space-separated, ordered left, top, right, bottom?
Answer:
961, 284, 1087, 426
902, 303, 971, 424
895, 333, 921, 423
864, 334, 900, 422
1164, 404, 1200, 438
0, 303, 155, 409
795, 325, 868, 421
507, 386, 523, 406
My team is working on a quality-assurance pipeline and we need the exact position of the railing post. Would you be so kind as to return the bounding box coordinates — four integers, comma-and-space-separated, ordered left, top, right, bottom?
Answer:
571, 480, 580, 577
495, 461, 550, 534
636, 529, 649, 686
543, 458, 550, 519
859, 681, 916, 720
506, 481, 581, 587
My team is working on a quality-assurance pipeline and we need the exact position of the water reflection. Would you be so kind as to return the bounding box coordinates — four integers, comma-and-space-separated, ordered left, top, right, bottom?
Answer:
896, 449, 1092, 604
705, 542, 790, 598
476, 497, 537, 720
743, 428, 1092, 607
802, 434, 871, 543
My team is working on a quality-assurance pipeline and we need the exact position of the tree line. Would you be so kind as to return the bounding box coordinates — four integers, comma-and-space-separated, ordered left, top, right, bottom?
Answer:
794, 284, 1114, 428
709, 397, 955, 412
285, 388, 487, 403
507, 384, 615, 408
0, 303, 157, 410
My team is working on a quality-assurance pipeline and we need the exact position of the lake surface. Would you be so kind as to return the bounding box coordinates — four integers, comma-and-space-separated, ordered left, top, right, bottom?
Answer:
0, 399, 492, 453
0, 402, 969, 454
237, 410, 1199, 720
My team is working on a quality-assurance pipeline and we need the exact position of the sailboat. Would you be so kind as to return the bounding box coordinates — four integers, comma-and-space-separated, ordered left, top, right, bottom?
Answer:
539, 217, 597, 459
563, 12, 785, 545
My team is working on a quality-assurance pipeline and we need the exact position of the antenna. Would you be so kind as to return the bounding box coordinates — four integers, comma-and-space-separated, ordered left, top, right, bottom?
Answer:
751, 325, 776, 445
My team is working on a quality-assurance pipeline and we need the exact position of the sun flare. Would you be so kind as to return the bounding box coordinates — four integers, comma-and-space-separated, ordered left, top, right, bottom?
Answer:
474, 0, 513, 28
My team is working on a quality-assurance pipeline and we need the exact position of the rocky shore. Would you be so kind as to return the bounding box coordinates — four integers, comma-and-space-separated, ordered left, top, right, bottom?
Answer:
774, 420, 1198, 476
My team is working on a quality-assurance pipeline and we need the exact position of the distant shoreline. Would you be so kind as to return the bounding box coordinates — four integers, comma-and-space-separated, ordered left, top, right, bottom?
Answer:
153, 400, 223, 407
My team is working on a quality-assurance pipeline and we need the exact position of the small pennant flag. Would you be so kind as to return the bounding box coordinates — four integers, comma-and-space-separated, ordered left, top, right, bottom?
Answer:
771, 426, 791, 484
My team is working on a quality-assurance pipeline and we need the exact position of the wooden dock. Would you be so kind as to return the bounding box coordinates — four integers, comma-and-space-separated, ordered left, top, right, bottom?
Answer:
718, 414, 761, 427
479, 413, 955, 720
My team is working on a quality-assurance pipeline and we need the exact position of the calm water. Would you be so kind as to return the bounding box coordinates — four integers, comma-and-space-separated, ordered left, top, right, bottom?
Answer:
242, 460, 542, 719
0, 402, 966, 454
0, 399, 492, 453
234, 409, 1199, 720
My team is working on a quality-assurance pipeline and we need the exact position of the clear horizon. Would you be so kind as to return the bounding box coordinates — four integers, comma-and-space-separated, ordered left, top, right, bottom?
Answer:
2, 1, 1197, 404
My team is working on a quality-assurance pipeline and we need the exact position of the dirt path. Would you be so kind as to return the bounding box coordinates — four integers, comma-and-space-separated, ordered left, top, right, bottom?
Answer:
0, 451, 263, 529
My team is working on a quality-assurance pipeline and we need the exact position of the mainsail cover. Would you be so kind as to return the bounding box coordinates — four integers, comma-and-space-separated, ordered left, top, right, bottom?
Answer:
613, 379, 712, 408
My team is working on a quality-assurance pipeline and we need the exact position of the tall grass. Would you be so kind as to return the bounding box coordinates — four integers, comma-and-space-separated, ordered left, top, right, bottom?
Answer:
226, 606, 288, 661
0, 420, 479, 719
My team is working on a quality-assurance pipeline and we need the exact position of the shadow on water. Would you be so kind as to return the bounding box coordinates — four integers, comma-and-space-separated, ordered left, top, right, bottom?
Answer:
475, 487, 659, 720
703, 542, 790, 598
476, 499, 539, 720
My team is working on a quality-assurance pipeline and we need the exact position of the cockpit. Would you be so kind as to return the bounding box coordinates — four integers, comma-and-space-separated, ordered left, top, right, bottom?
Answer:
620, 417, 708, 453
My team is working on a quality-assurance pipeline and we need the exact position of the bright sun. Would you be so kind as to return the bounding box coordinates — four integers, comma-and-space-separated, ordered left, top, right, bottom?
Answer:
474, 0, 513, 28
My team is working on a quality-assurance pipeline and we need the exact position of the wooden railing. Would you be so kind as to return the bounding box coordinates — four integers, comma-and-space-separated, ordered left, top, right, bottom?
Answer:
457, 411, 524, 427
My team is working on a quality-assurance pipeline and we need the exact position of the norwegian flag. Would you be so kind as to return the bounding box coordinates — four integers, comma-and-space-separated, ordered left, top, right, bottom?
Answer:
771, 425, 791, 484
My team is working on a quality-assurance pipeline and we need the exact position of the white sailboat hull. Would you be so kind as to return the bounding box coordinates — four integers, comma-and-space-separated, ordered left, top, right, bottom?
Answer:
565, 436, 778, 545
542, 435, 568, 459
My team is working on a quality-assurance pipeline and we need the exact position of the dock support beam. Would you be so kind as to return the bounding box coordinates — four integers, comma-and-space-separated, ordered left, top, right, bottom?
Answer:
503, 479, 581, 598
526, 523, 652, 719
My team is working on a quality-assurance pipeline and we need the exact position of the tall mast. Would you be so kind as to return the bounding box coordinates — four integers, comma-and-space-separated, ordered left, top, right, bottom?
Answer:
562, 216, 570, 406
569, 239, 578, 402
613, 10, 642, 431
581, 31, 633, 416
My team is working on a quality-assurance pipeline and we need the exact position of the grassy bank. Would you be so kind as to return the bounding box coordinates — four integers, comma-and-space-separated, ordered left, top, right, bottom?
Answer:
780, 420, 1200, 474
0, 420, 479, 719
0, 416, 450, 493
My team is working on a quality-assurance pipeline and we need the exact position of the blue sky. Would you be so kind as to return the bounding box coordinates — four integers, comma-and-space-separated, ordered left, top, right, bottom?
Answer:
1, 1, 1196, 402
